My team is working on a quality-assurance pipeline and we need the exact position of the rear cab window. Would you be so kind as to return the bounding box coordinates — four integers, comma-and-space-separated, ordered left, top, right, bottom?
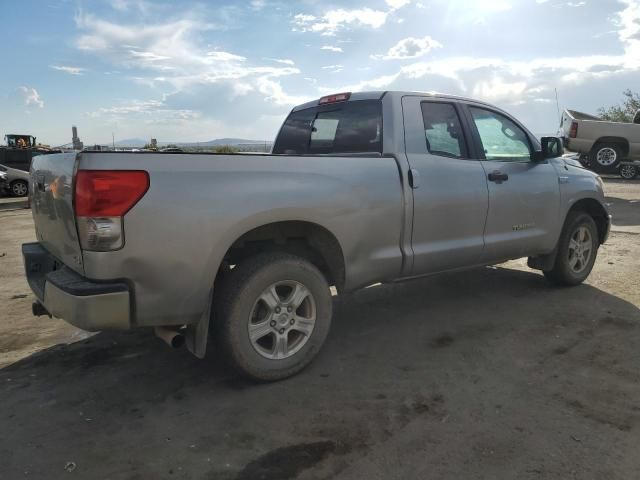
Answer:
273, 100, 383, 155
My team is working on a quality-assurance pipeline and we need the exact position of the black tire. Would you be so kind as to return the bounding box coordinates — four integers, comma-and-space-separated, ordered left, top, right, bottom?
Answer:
619, 164, 638, 180
214, 252, 332, 381
544, 212, 599, 286
11, 180, 28, 197
588, 143, 623, 173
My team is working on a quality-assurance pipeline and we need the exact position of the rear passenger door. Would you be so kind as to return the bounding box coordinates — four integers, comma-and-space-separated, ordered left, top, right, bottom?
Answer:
402, 96, 489, 275
462, 104, 560, 262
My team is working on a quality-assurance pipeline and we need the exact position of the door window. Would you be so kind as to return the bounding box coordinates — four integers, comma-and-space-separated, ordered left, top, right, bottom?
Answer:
420, 102, 467, 159
469, 107, 531, 162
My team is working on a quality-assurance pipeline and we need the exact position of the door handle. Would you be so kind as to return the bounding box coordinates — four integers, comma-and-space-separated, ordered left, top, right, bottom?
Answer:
488, 171, 509, 184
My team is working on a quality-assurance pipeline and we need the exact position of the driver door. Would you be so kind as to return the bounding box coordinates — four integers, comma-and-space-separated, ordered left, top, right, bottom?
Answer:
462, 104, 561, 263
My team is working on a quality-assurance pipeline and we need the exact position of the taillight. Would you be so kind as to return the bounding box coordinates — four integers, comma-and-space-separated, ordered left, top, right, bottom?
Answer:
569, 121, 578, 138
75, 170, 149, 251
319, 92, 351, 104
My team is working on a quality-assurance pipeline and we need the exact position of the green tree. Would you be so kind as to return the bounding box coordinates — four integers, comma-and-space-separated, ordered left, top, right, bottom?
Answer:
597, 89, 640, 122
213, 145, 237, 153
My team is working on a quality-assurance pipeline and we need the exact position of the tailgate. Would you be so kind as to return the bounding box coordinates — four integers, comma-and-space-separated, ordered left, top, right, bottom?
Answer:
30, 152, 84, 274
560, 110, 574, 138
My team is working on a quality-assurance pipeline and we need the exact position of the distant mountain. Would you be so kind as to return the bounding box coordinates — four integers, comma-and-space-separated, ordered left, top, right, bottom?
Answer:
113, 138, 147, 147
110, 138, 269, 148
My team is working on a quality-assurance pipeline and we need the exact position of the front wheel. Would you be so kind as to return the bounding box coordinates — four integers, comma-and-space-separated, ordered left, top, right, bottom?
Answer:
544, 212, 599, 286
11, 180, 28, 197
214, 252, 332, 381
620, 164, 638, 179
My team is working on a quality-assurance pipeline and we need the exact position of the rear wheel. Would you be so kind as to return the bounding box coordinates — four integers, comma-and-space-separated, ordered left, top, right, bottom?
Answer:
589, 143, 623, 173
11, 180, 28, 197
215, 252, 332, 381
620, 164, 638, 179
544, 212, 599, 286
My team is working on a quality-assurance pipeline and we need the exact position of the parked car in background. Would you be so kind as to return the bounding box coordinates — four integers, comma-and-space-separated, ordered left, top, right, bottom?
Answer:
0, 164, 30, 196
0, 170, 7, 193
23, 91, 610, 381
619, 161, 639, 179
560, 109, 640, 173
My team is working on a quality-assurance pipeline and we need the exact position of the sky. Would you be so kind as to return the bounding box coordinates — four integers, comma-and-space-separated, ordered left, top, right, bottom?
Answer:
1, 0, 639, 146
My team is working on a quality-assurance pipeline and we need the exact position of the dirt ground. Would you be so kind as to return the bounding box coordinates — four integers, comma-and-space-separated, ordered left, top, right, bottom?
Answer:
1, 178, 639, 480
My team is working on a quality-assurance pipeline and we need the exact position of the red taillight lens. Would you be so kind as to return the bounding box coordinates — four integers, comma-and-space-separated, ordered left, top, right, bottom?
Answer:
75, 170, 149, 217
569, 121, 578, 138
319, 92, 351, 104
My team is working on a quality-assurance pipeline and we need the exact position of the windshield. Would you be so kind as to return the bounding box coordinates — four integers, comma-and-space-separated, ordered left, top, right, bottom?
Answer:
273, 100, 383, 155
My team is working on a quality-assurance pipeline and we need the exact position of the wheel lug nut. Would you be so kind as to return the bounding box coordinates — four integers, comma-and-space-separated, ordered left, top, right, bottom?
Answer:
275, 307, 281, 313
279, 328, 285, 334
290, 319, 295, 325
287, 306, 293, 313
270, 320, 276, 327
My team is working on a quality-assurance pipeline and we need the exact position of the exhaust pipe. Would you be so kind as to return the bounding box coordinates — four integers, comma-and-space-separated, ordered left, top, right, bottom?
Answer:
154, 326, 185, 349
32, 301, 51, 317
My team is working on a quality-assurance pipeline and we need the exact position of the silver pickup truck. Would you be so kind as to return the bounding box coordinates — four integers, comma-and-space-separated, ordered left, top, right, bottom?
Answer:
23, 91, 611, 381
560, 108, 640, 173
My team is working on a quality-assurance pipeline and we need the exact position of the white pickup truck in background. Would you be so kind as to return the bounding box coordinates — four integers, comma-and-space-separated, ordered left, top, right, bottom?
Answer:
560, 108, 640, 175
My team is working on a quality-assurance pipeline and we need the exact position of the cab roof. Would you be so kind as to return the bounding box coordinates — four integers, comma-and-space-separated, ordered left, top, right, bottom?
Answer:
291, 90, 498, 112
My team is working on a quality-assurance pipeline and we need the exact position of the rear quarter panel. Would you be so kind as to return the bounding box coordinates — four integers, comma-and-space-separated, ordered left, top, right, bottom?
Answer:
78, 152, 405, 327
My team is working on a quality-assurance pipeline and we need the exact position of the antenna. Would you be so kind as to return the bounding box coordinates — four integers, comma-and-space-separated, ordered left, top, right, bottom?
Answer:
554, 88, 561, 124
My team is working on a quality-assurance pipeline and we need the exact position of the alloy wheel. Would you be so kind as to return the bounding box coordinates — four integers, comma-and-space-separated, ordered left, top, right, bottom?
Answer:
248, 280, 316, 360
568, 226, 593, 274
12, 181, 28, 196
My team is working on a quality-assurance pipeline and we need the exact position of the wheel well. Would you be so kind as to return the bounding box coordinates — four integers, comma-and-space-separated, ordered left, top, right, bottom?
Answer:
219, 221, 346, 292
594, 137, 629, 154
569, 199, 609, 244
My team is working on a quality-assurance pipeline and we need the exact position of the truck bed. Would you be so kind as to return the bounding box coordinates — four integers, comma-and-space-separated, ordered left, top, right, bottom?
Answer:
29, 150, 406, 328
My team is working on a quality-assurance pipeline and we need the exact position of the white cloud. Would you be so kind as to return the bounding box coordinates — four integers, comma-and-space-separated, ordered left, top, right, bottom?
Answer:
74, 12, 303, 106
50, 65, 86, 75
292, 8, 389, 36
88, 99, 201, 124
321, 45, 343, 52
321, 64, 344, 73
618, 0, 640, 59
109, 0, 150, 14
482, 0, 512, 11
255, 77, 309, 105
269, 58, 295, 65
472, 78, 527, 101
250, 0, 267, 11
321, 45, 639, 107
19, 86, 44, 108
372, 35, 442, 60
385, 0, 411, 9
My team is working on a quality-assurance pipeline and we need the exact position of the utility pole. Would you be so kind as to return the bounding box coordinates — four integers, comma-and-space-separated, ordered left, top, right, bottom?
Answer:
554, 88, 561, 125
112, 132, 115, 150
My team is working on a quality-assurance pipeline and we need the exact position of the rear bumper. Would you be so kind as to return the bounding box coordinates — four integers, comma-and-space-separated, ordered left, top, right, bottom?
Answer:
22, 242, 131, 331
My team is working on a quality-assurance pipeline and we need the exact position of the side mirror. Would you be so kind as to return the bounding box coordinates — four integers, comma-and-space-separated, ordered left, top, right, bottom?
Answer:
533, 136, 564, 161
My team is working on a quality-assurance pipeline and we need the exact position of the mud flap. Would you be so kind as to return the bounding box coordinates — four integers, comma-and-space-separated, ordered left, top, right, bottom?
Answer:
185, 289, 212, 359
528, 247, 558, 271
